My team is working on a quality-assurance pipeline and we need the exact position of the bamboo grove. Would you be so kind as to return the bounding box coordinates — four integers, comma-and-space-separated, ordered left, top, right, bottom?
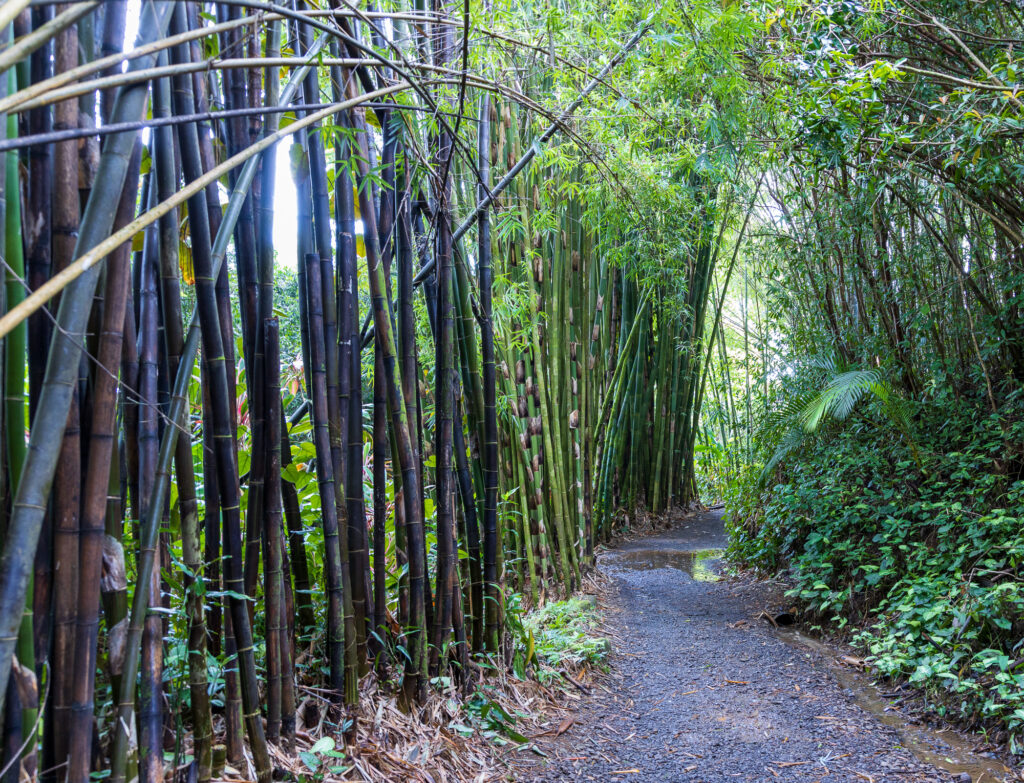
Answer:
0, 0, 736, 780
691, 0, 1024, 752
695, 0, 1024, 469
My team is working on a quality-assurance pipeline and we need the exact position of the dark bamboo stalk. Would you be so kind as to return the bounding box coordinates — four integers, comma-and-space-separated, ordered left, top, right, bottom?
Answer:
65, 126, 138, 783
167, 13, 271, 776
47, 38, 84, 765
302, 250, 352, 701
452, 391, 481, 653
243, 339, 266, 613
295, 35, 340, 452
263, 318, 285, 742
136, 177, 164, 783
429, 0, 460, 677
353, 118, 427, 703
332, 93, 367, 659
99, 35, 321, 783
97, 0, 126, 124
201, 372, 222, 659
184, 154, 273, 783
26, 5, 54, 698
24, 3, 53, 429
372, 342, 388, 663
152, 61, 215, 781
0, 0, 173, 719
394, 145, 417, 631
477, 94, 500, 649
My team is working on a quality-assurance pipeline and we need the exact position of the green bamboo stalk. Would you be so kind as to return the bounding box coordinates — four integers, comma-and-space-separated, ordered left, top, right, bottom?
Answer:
566, 221, 586, 557
2, 71, 35, 762
499, 367, 539, 604
522, 351, 554, 589
529, 257, 574, 589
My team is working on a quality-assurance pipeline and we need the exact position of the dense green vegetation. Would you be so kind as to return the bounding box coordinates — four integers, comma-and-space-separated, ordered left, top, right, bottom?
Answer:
727, 402, 1024, 747
1, 0, 1022, 776
700, 0, 1024, 755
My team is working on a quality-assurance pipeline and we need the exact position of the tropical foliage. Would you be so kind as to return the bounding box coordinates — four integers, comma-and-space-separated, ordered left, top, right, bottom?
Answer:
700, 0, 1024, 755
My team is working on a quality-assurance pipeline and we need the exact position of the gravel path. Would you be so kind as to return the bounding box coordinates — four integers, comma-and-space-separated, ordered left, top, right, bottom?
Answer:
516, 510, 1007, 783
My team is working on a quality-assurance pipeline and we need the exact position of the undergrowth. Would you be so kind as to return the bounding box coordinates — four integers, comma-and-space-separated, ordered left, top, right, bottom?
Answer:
725, 392, 1024, 753
452, 594, 610, 746
508, 594, 609, 684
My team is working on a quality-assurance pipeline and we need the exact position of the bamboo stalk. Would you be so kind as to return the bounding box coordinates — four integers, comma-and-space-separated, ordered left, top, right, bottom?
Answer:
394, 138, 418, 632
171, 49, 271, 777
302, 248, 349, 701
153, 59, 215, 780
333, 107, 368, 667
136, 175, 163, 783
477, 94, 500, 649
431, 144, 457, 679
0, 80, 412, 340
0, 0, 174, 719
105, 16, 325, 782
0, 1, 98, 75
263, 318, 287, 742
353, 116, 427, 703
24, 4, 53, 692
2, 71, 36, 773
372, 342, 388, 664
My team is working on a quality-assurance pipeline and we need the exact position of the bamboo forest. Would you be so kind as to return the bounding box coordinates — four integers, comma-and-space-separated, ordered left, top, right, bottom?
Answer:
0, 0, 1022, 779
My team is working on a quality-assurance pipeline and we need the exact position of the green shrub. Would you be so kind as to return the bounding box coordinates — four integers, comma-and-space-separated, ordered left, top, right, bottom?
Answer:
727, 395, 1024, 751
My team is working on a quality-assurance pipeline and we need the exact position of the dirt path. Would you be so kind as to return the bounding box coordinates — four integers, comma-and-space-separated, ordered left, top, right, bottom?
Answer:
516, 510, 1015, 783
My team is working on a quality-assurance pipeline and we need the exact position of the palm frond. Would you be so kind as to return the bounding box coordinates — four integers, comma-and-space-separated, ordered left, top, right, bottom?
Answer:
758, 425, 807, 487
799, 369, 885, 432
758, 362, 922, 484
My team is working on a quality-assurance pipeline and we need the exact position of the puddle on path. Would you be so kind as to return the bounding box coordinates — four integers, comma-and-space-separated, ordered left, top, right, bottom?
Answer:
600, 542, 1018, 781
778, 629, 1017, 783
603, 548, 723, 581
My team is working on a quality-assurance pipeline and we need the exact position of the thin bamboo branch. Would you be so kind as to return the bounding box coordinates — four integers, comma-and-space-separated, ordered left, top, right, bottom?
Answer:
0, 81, 415, 340
0, 0, 174, 719
9, 57, 380, 112
0, 0, 31, 33
0, 1, 99, 75
414, 18, 654, 287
